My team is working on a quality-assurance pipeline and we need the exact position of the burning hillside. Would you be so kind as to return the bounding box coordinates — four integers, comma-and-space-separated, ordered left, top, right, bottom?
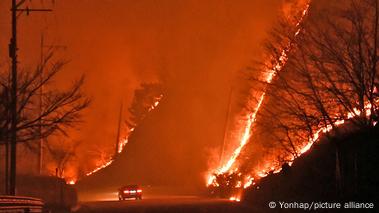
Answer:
207, 0, 312, 197
84, 84, 164, 179
207, 0, 379, 201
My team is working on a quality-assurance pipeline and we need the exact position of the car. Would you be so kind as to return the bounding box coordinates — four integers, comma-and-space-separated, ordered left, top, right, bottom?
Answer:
118, 185, 142, 200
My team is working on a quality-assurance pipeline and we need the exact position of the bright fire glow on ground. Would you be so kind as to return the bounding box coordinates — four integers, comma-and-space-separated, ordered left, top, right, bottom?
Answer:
229, 197, 241, 202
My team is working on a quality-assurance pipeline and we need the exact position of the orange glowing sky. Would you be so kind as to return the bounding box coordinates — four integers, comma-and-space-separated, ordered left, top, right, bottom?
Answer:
0, 0, 283, 185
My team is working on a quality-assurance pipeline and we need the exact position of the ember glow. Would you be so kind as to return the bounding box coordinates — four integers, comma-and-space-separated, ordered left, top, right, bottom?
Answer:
229, 197, 241, 202
207, 2, 311, 190
149, 95, 163, 112
243, 176, 254, 189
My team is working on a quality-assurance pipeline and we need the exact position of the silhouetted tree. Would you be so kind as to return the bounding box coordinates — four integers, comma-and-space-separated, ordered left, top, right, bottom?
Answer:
255, 0, 379, 194
239, 0, 311, 165
255, 0, 378, 154
45, 138, 80, 178
127, 83, 163, 128
0, 50, 90, 145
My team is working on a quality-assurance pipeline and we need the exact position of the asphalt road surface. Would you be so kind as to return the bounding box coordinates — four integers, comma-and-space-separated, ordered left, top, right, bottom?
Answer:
74, 197, 258, 213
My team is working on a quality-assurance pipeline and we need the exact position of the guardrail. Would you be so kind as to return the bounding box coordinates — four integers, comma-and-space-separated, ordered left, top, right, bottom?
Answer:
0, 196, 44, 213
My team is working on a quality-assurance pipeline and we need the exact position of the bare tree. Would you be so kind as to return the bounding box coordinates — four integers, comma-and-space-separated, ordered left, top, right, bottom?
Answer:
251, 0, 378, 155
249, 0, 379, 194
0, 50, 90, 145
87, 144, 113, 168
0, 50, 89, 192
236, 1, 314, 171
45, 138, 80, 178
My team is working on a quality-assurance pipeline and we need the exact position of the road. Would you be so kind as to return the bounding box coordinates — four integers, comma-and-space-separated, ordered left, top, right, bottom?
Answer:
73, 197, 258, 213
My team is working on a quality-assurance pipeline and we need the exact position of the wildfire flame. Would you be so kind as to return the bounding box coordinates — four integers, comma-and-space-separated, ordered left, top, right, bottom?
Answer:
116, 95, 163, 154
149, 95, 163, 112
207, 2, 311, 189
85, 95, 163, 177
208, 2, 378, 202
86, 158, 114, 176
117, 127, 134, 154
229, 197, 241, 202
206, 2, 313, 202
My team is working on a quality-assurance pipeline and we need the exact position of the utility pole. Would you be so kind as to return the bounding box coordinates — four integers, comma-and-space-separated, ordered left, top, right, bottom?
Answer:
37, 34, 66, 175
5, 98, 10, 194
9, 0, 19, 196
219, 88, 233, 167
8, 0, 52, 195
38, 34, 44, 175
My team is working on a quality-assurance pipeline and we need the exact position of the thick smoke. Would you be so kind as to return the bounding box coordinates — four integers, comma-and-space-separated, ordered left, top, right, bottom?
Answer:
0, 0, 283, 189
